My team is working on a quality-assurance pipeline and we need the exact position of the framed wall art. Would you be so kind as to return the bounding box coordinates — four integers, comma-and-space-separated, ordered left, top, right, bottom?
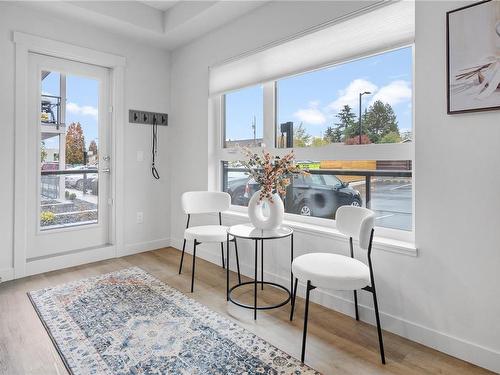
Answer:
447, 0, 500, 114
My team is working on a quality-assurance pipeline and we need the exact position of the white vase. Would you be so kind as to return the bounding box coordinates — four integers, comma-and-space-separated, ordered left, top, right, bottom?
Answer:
248, 190, 284, 230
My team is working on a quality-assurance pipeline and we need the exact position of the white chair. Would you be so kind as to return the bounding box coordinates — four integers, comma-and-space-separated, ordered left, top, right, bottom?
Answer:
290, 206, 385, 364
179, 191, 241, 292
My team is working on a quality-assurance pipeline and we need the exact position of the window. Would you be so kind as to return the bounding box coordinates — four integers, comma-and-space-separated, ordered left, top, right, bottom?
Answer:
224, 85, 263, 148
277, 48, 412, 148
40, 70, 101, 230
215, 45, 414, 238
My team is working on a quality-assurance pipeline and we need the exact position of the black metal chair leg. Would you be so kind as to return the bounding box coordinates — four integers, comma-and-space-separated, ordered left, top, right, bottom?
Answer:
254, 240, 258, 320
220, 242, 225, 269
301, 280, 312, 363
354, 290, 359, 320
190, 240, 198, 293
261, 239, 264, 290
178, 239, 186, 274
234, 238, 242, 284
290, 277, 298, 321
226, 234, 230, 301
372, 288, 386, 364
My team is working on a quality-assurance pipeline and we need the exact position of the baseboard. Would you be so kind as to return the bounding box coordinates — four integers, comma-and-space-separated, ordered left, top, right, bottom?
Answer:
0, 267, 15, 283
121, 238, 171, 257
18, 238, 170, 280
169, 237, 500, 373
25, 245, 116, 277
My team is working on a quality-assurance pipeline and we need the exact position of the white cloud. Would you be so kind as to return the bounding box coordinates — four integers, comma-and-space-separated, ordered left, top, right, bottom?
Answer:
370, 80, 412, 107
293, 101, 327, 125
66, 102, 98, 119
327, 79, 378, 112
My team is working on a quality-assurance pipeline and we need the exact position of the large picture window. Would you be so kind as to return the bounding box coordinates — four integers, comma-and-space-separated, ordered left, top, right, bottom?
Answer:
214, 45, 414, 238
276, 48, 412, 148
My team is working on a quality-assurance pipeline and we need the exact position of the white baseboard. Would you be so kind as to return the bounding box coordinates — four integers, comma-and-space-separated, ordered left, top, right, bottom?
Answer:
25, 245, 117, 276
170, 237, 500, 374
23, 238, 170, 278
121, 238, 171, 257
0, 267, 15, 283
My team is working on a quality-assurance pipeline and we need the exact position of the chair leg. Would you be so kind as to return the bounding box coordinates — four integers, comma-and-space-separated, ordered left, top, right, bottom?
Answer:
190, 240, 198, 293
234, 239, 242, 284
290, 277, 298, 321
220, 242, 225, 269
372, 288, 386, 364
178, 239, 186, 274
301, 280, 312, 363
353, 290, 359, 321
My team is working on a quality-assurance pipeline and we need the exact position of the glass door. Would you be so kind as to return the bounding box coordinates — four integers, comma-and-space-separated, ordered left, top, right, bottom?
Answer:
27, 53, 112, 259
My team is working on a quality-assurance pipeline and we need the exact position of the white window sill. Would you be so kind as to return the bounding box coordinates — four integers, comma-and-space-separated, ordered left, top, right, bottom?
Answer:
220, 209, 417, 257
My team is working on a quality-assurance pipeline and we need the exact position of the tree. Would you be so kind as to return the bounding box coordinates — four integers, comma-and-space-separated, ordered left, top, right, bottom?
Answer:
323, 126, 342, 143
40, 141, 47, 163
342, 107, 366, 141
293, 122, 311, 147
311, 137, 329, 147
380, 131, 401, 144
65, 122, 86, 164
363, 100, 399, 143
330, 105, 356, 143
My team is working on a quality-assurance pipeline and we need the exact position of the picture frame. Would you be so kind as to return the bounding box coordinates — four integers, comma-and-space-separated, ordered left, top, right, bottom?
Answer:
446, 0, 500, 114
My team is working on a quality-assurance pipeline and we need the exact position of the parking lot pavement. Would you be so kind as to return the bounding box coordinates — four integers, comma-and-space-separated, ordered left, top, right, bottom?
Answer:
368, 180, 412, 231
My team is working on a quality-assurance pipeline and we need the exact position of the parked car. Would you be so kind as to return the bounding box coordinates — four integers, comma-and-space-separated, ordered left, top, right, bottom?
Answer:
65, 166, 98, 191
227, 173, 362, 219
41, 162, 59, 171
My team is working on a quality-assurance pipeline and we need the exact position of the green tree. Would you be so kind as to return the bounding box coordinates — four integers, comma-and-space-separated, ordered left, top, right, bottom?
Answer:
293, 123, 311, 147
65, 122, 86, 164
311, 137, 329, 147
380, 131, 402, 143
40, 140, 47, 163
330, 105, 356, 142
324, 126, 342, 143
363, 100, 399, 143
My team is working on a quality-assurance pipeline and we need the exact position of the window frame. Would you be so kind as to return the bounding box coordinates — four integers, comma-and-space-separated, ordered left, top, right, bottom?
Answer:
211, 44, 415, 243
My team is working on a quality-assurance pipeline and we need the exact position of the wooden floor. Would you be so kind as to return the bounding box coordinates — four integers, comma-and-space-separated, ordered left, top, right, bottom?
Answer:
0, 247, 493, 375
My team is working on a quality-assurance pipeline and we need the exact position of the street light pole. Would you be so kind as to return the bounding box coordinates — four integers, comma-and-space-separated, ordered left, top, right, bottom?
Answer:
358, 91, 371, 144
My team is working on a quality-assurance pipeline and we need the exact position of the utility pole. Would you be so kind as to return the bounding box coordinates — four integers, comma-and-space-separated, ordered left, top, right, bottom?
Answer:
358, 91, 371, 144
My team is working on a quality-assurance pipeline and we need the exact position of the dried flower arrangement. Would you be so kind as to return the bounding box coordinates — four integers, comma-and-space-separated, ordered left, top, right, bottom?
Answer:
241, 147, 308, 203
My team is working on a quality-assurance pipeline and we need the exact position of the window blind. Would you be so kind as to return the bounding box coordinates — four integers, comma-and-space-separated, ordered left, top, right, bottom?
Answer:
209, 1, 415, 96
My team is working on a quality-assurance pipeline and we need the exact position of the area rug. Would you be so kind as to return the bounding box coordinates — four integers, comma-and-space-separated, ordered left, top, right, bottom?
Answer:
28, 267, 320, 374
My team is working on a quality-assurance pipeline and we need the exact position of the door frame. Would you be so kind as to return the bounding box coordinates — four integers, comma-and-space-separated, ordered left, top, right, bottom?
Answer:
13, 32, 126, 278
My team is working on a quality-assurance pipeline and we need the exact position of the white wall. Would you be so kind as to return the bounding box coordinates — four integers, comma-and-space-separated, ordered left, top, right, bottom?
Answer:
169, 1, 500, 372
0, 3, 171, 278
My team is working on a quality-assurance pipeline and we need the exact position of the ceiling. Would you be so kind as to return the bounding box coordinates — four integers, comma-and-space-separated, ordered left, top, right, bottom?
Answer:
141, 1, 179, 11
24, 1, 268, 50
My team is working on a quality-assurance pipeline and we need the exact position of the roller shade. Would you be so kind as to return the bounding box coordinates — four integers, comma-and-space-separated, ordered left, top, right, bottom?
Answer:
209, 1, 414, 96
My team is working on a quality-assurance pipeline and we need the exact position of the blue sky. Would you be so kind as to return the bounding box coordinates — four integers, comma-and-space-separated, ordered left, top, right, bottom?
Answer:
42, 73, 99, 150
225, 46, 413, 142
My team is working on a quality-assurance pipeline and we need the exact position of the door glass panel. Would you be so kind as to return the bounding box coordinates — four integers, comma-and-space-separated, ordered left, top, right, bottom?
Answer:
40, 71, 100, 230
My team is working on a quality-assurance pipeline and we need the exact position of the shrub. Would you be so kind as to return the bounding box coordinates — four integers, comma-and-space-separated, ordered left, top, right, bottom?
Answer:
40, 211, 55, 224
65, 190, 70, 199
69, 193, 77, 200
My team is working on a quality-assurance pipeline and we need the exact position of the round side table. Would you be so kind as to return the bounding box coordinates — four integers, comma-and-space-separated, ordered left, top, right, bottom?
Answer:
226, 223, 294, 320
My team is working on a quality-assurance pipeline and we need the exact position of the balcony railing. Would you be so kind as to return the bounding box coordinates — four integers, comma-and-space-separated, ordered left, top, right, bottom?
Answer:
222, 166, 411, 210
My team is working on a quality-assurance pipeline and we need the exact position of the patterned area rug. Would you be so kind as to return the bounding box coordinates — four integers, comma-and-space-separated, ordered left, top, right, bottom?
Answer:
28, 267, 320, 374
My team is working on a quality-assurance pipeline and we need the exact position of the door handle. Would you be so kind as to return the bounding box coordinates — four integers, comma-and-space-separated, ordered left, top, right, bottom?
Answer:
101, 168, 110, 173
102, 156, 111, 161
